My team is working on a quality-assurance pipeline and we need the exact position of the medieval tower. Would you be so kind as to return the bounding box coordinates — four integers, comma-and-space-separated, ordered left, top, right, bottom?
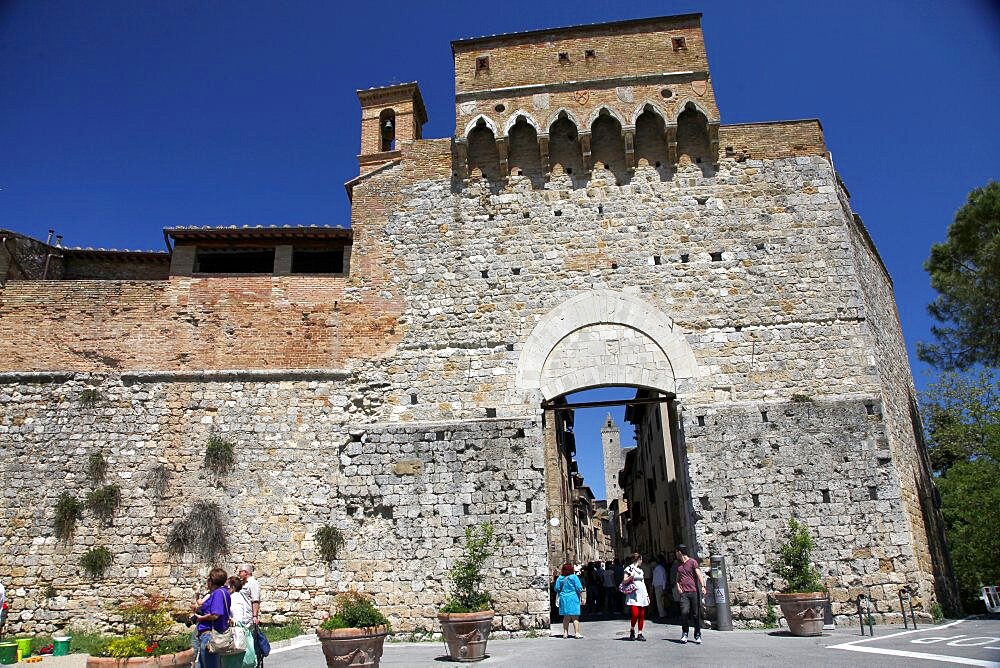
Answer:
601, 413, 623, 503
0, 14, 957, 634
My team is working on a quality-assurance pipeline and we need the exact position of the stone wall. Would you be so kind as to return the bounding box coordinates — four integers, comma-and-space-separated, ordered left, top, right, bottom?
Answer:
683, 397, 921, 624
0, 370, 547, 634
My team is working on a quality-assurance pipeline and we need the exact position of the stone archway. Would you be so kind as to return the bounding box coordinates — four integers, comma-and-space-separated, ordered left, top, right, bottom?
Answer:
516, 289, 699, 402
520, 290, 700, 567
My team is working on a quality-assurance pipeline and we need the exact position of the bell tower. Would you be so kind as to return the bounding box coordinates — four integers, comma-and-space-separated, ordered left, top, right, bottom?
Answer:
356, 82, 427, 173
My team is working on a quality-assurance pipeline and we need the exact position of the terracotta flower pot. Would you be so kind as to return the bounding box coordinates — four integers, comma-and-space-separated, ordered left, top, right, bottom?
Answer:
316, 625, 388, 668
438, 610, 493, 663
86, 648, 195, 667
774, 592, 827, 636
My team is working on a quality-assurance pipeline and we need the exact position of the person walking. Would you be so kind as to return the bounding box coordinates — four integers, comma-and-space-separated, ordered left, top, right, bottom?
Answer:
554, 563, 584, 639
192, 568, 232, 668
238, 565, 264, 667
602, 561, 615, 613
675, 545, 706, 644
622, 553, 650, 641
652, 556, 668, 620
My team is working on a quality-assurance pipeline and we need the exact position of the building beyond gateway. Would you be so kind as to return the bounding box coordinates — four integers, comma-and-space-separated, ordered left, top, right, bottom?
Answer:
0, 13, 957, 633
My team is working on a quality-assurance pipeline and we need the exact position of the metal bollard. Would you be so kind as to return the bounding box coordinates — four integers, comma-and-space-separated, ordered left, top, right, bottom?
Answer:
857, 594, 874, 636
709, 554, 733, 631
899, 587, 917, 629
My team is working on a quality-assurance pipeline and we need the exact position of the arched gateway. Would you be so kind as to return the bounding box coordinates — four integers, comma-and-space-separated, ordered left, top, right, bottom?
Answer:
516, 289, 700, 401
516, 290, 701, 568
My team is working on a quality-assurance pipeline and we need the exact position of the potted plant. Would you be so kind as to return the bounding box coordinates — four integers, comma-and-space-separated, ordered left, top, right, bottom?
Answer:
771, 519, 827, 637
86, 594, 194, 667
438, 523, 496, 663
316, 591, 390, 668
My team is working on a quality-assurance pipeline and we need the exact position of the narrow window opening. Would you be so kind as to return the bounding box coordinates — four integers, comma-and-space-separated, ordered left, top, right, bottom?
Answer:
865, 403, 875, 415
435, 431, 445, 441
680, 253, 689, 263
672, 36, 687, 51
523, 212, 530, 219
755, 243, 765, 251
584, 49, 596, 60
463, 503, 471, 516
292, 248, 345, 274
350, 433, 363, 442
761, 410, 769, 423
379, 108, 396, 152
699, 496, 713, 511
409, 393, 418, 405
195, 248, 275, 274
822, 489, 831, 503
515, 428, 525, 438
558, 52, 570, 63
597, 205, 603, 214
475, 56, 490, 74
488, 214, 495, 220
711, 252, 723, 262
505, 343, 514, 351
512, 267, 521, 275
554, 210, 562, 216
653, 255, 661, 265
486, 408, 497, 418
481, 269, 488, 278
868, 486, 878, 500
525, 499, 532, 512
752, 493, 761, 507
696, 415, 705, 427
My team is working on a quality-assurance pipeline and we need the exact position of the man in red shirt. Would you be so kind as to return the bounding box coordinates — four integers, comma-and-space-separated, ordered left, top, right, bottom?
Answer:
674, 545, 706, 644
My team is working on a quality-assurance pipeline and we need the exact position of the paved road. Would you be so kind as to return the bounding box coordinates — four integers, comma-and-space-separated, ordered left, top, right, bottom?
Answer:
271, 617, 1000, 667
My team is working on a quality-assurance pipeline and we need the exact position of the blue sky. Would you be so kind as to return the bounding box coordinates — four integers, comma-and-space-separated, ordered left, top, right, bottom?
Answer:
1, 1, 998, 499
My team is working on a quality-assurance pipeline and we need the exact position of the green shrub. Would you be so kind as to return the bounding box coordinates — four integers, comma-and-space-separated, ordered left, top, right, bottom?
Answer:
31, 629, 111, 656
79, 388, 101, 408
771, 519, 824, 593
86, 484, 122, 522
105, 635, 147, 658
44, 583, 58, 599
791, 393, 814, 403
203, 433, 235, 477
764, 600, 778, 628
440, 523, 496, 613
260, 620, 303, 643
316, 525, 345, 562
930, 601, 944, 622
87, 451, 108, 484
80, 546, 113, 578
320, 592, 389, 631
167, 500, 228, 559
53, 493, 83, 541
146, 463, 170, 498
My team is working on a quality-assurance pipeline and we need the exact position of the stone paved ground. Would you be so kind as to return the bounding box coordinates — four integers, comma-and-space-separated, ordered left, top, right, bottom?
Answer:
272, 617, 1000, 667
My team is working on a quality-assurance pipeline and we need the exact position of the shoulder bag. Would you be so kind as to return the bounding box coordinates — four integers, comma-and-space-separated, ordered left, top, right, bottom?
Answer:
208, 590, 244, 655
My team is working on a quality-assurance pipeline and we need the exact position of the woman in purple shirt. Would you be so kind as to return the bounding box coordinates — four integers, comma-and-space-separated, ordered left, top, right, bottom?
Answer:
192, 568, 232, 668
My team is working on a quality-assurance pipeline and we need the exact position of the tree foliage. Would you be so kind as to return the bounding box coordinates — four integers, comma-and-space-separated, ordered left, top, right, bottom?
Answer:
922, 371, 1000, 609
918, 181, 1000, 370
441, 523, 496, 613
771, 519, 824, 594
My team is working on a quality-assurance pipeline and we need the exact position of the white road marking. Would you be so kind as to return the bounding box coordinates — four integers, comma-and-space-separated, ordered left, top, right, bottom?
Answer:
829, 620, 1000, 667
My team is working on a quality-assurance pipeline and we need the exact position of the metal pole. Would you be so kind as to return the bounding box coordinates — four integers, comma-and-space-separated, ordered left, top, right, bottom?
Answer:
899, 589, 909, 629
907, 588, 917, 629
857, 594, 866, 635
709, 554, 733, 631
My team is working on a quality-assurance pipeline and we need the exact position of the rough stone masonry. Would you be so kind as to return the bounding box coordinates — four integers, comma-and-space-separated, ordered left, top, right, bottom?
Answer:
0, 13, 956, 634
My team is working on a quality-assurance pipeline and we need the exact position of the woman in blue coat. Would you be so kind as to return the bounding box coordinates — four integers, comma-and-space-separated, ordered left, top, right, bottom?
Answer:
554, 562, 585, 638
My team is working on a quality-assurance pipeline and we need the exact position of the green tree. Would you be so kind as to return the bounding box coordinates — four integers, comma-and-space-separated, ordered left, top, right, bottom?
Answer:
922, 371, 1000, 609
918, 181, 1000, 370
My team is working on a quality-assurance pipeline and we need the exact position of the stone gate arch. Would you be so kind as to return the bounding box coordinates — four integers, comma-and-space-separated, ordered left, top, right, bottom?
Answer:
516, 290, 699, 401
